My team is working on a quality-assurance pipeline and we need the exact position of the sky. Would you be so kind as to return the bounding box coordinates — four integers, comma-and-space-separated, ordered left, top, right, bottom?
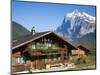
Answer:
12, 0, 96, 32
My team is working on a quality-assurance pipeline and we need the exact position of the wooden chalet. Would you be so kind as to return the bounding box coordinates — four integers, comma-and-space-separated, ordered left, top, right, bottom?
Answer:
12, 27, 76, 72
71, 45, 91, 61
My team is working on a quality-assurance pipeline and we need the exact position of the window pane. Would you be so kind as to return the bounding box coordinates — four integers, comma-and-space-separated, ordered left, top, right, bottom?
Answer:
12, 58, 16, 66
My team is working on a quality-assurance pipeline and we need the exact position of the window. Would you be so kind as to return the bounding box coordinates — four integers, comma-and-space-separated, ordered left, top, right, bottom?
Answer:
32, 44, 35, 49
12, 58, 16, 66
53, 55, 57, 61
35, 42, 40, 49
16, 57, 25, 64
58, 57, 61, 61
12, 57, 25, 66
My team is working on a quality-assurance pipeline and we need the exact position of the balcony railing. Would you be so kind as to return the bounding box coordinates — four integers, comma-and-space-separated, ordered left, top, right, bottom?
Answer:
27, 48, 67, 56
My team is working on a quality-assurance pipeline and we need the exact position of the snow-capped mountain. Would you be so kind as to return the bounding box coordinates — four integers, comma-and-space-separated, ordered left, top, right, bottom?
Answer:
56, 10, 96, 50
56, 9, 96, 40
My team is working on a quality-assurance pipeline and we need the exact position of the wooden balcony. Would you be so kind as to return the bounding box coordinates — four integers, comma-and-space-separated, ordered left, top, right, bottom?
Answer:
32, 48, 67, 52
27, 48, 67, 56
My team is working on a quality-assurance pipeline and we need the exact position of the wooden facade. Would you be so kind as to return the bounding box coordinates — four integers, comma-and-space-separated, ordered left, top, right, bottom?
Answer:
12, 32, 75, 72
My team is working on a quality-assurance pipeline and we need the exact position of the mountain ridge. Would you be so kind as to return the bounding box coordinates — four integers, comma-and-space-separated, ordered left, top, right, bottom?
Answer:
56, 10, 96, 50
56, 10, 95, 39
12, 21, 31, 39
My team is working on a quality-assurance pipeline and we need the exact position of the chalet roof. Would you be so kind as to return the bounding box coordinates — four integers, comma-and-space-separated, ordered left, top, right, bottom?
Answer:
77, 45, 89, 50
77, 45, 91, 54
12, 31, 76, 50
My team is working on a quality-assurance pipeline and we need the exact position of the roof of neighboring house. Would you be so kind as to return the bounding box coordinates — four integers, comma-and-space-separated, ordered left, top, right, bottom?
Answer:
12, 31, 76, 50
77, 45, 91, 54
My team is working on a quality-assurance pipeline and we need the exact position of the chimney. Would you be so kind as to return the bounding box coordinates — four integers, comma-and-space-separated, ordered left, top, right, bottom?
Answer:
31, 26, 35, 35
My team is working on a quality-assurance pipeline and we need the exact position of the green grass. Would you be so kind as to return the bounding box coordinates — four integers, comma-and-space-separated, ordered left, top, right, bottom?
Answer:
68, 55, 96, 70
